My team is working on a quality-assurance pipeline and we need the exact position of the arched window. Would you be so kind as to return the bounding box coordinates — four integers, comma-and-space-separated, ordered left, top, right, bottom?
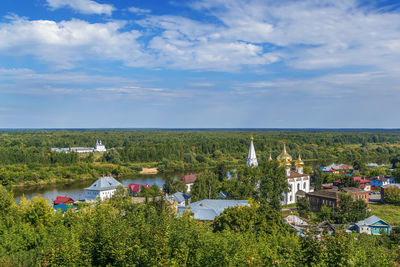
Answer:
289, 195, 292, 202
297, 183, 300, 191
304, 182, 306, 189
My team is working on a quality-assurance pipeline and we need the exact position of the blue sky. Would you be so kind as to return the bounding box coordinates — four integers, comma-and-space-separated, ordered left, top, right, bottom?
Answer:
1, 0, 400, 128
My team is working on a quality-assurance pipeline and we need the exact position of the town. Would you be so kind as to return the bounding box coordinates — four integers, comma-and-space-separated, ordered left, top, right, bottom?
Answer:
50, 136, 398, 239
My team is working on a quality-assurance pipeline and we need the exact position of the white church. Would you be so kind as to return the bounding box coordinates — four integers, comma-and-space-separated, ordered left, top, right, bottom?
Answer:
94, 140, 107, 152
246, 138, 311, 205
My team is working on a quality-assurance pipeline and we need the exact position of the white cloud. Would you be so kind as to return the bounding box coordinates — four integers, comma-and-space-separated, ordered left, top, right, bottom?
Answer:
128, 6, 151, 14
46, 0, 115, 15
1, 0, 400, 73
0, 16, 147, 69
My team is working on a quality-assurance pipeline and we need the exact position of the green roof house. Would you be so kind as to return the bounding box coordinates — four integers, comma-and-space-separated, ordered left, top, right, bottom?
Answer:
355, 215, 391, 235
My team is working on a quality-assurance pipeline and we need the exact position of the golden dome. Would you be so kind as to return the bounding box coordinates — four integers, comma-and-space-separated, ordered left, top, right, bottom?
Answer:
295, 154, 304, 167
284, 160, 291, 169
277, 144, 292, 163
250, 135, 254, 141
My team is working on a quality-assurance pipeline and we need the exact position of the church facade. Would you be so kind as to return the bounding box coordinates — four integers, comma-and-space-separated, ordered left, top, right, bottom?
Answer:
246, 139, 311, 205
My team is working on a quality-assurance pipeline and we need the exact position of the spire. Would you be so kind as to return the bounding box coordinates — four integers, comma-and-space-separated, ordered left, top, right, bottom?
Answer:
295, 153, 304, 167
246, 136, 258, 167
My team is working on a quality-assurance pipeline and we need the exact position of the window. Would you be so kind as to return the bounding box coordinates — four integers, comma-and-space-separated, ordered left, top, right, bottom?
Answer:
289, 195, 292, 202
303, 182, 306, 189
297, 184, 300, 191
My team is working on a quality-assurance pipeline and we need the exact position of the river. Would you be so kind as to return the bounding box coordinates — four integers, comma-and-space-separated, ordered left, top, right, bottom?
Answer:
13, 173, 183, 203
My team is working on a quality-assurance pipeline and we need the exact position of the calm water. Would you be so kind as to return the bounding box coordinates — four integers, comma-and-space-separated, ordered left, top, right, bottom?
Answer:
13, 173, 183, 203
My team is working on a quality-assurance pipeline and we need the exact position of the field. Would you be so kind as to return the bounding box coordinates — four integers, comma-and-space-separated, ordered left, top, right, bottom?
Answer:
369, 203, 400, 226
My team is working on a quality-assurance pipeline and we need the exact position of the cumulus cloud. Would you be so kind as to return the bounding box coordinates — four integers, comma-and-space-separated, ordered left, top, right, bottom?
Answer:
0, 16, 148, 69
1, 0, 400, 73
46, 0, 115, 15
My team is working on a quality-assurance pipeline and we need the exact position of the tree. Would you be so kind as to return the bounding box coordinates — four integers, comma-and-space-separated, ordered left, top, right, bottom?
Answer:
163, 177, 185, 195
191, 170, 219, 201
213, 204, 258, 233
311, 169, 323, 190
383, 186, 400, 205
297, 197, 311, 219
256, 161, 288, 211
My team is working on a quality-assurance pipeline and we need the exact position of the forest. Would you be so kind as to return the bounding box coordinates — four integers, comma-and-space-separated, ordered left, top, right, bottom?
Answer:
0, 181, 399, 266
1, 129, 400, 186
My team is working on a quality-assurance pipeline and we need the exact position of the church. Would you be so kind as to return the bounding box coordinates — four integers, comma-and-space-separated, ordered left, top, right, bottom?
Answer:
246, 138, 311, 205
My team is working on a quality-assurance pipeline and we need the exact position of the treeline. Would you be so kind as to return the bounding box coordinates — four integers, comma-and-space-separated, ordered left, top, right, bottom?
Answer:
0, 185, 398, 266
1, 129, 400, 185
1, 130, 400, 165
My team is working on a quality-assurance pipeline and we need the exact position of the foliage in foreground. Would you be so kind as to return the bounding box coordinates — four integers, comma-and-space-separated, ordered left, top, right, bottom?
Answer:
0, 186, 399, 266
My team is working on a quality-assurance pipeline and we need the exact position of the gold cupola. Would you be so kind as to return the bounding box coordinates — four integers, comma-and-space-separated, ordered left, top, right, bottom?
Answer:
277, 144, 292, 164
295, 154, 304, 167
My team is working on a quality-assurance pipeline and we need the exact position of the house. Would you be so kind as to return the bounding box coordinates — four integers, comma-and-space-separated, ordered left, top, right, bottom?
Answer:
283, 215, 308, 227
84, 176, 122, 202
129, 184, 141, 196
306, 187, 369, 212
355, 215, 391, 235
166, 192, 191, 207
69, 147, 94, 153
54, 203, 75, 212
332, 176, 371, 191
181, 174, 198, 193
184, 199, 249, 221
369, 175, 394, 188
53, 196, 74, 205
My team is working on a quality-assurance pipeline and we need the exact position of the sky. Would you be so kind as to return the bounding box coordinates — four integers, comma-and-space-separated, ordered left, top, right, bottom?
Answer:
0, 0, 400, 128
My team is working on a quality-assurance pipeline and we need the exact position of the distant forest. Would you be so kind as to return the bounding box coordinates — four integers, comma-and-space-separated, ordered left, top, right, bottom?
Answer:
0, 129, 400, 185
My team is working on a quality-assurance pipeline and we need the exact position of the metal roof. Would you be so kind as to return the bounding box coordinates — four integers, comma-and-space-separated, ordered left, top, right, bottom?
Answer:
355, 215, 389, 227
186, 199, 249, 221
167, 192, 191, 203
85, 176, 122, 191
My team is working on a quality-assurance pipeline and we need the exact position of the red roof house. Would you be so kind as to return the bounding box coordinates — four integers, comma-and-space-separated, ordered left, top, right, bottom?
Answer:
53, 196, 74, 205
129, 184, 141, 195
181, 174, 198, 184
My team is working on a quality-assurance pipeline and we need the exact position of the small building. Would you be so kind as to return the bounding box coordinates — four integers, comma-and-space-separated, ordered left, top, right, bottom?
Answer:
184, 199, 249, 221
69, 147, 94, 153
53, 196, 74, 205
129, 184, 141, 196
181, 174, 198, 193
333, 176, 371, 191
306, 187, 369, 212
166, 192, 191, 207
283, 215, 308, 227
85, 176, 122, 202
369, 175, 394, 188
355, 215, 391, 235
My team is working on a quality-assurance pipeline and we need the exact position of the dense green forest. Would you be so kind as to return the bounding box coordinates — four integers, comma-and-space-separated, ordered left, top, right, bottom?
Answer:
1, 129, 400, 186
0, 184, 398, 266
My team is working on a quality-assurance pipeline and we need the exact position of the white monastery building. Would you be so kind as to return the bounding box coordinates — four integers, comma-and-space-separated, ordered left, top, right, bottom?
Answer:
85, 176, 122, 202
277, 144, 311, 205
94, 140, 107, 152
247, 138, 311, 205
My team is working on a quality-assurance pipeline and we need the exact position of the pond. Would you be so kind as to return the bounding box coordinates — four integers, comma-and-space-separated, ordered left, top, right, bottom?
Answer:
13, 173, 184, 203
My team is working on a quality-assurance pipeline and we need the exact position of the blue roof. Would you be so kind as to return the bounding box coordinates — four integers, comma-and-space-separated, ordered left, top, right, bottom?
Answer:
85, 176, 122, 191
167, 192, 191, 203
355, 215, 389, 227
185, 199, 249, 221
54, 203, 75, 212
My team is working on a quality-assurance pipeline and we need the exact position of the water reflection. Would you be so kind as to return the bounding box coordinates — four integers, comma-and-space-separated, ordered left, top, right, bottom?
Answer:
13, 173, 182, 203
